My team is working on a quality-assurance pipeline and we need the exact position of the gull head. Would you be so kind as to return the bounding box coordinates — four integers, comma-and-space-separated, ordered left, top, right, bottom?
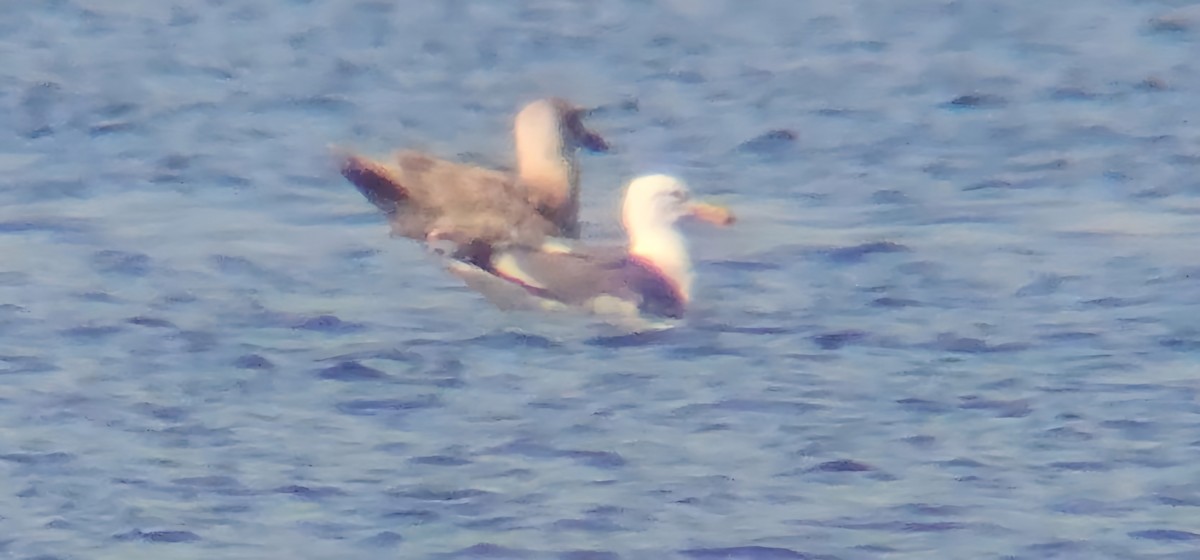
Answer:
622, 174, 734, 236
515, 97, 609, 155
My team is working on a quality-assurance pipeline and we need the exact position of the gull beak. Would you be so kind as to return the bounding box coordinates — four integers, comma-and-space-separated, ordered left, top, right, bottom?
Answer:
565, 108, 610, 153
579, 128, 610, 153
687, 201, 736, 226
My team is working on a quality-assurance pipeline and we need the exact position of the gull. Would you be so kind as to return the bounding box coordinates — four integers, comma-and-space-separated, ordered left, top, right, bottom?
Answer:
337, 98, 608, 251
445, 174, 734, 322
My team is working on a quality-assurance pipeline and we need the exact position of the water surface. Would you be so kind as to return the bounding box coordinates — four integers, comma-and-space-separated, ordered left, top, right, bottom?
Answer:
2, 1, 1199, 558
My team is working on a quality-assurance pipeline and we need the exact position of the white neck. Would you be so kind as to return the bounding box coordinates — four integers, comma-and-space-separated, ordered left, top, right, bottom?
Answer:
629, 225, 693, 302
515, 134, 575, 189
513, 110, 578, 214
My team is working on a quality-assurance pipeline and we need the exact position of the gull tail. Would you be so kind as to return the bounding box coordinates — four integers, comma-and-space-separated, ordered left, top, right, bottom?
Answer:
334, 148, 410, 215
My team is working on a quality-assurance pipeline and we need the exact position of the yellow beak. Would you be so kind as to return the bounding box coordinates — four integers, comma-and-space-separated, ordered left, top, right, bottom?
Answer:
687, 201, 736, 226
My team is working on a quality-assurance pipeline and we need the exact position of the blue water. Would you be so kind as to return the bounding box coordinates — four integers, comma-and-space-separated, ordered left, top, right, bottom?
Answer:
3, 0, 1200, 558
